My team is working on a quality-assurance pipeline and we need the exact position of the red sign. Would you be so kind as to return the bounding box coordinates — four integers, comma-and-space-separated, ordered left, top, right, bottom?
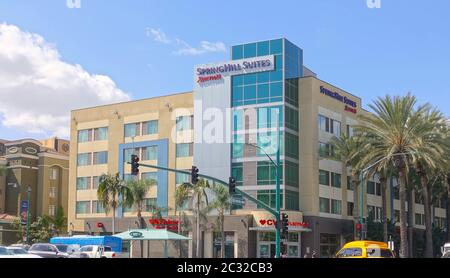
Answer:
197, 74, 222, 84
259, 219, 309, 228
97, 222, 104, 228
345, 105, 357, 114
149, 218, 180, 231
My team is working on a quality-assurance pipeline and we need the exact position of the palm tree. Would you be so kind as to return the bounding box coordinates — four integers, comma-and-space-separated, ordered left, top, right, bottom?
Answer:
175, 184, 190, 257
330, 133, 365, 239
208, 184, 231, 258
126, 179, 156, 229
178, 178, 211, 258
356, 94, 439, 258
97, 173, 133, 234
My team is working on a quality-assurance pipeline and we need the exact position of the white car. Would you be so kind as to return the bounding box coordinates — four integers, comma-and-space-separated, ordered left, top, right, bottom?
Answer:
79, 245, 117, 258
0, 246, 16, 258
6, 247, 42, 258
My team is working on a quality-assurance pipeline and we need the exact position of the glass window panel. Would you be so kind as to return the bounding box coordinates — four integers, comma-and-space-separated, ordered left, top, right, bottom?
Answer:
270, 39, 283, 54
270, 82, 283, 97
233, 75, 243, 86
232, 86, 243, 101
176, 143, 192, 157
76, 177, 91, 190
176, 171, 190, 184
257, 84, 270, 99
78, 130, 92, 143
275, 55, 283, 71
331, 173, 341, 188
243, 43, 257, 58
94, 127, 108, 141
143, 120, 158, 135
320, 197, 330, 213
243, 85, 257, 100
232, 45, 243, 60
93, 151, 108, 165
319, 170, 329, 185
257, 72, 270, 83
270, 70, 283, 82
142, 146, 158, 161
257, 41, 270, 56
331, 199, 342, 215
77, 153, 91, 166
76, 201, 91, 214
243, 73, 257, 85
124, 123, 140, 138
142, 172, 158, 184
93, 176, 100, 190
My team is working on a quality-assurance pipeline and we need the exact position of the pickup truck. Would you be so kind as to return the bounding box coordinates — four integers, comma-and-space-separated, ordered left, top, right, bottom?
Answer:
79, 245, 117, 258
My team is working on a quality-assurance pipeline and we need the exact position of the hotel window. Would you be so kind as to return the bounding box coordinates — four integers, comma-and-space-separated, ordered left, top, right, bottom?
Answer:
331, 199, 342, 215
319, 170, 330, 186
92, 176, 100, 190
285, 133, 299, 159
49, 187, 57, 198
394, 186, 400, 200
286, 190, 299, 211
142, 120, 158, 135
347, 177, 354, 190
367, 181, 376, 195
415, 214, 425, 226
77, 153, 91, 166
124, 148, 139, 163
257, 190, 283, 209
257, 106, 283, 129
331, 119, 341, 137
346, 125, 354, 137
142, 146, 158, 161
368, 206, 381, 221
331, 173, 341, 188
415, 192, 424, 205
319, 142, 334, 158
94, 127, 108, 141
257, 161, 283, 185
176, 171, 190, 185
76, 201, 91, 214
142, 172, 157, 184
48, 205, 56, 216
231, 163, 243, 186
257, 131, 283, 157
285, 161, 299, 188
176, 143, 193, 158
232, 110, 244, 131
124, 123, 140, 138
318, 115, 341, 136
92, 201, 105, 214
347, 202, 354, 216
320, 197, 330, 213
285, 106, 299, 131
176, 116, 194, 131
78, 129, 92, 143
124, 174, 137, 182
318, 115, 329, 133
144, 198, 157, 212
49, 168, 58, 180
232, 134, 244, 158
93, 151, 108, 165
76, 177, 91, 190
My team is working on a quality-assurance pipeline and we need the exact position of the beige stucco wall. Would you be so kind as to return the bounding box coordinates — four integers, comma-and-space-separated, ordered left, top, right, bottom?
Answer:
68, 92, 194, 232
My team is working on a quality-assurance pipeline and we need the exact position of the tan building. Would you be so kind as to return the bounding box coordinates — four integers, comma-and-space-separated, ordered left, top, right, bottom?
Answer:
0, 137, 69, 245
68, 38, 446, 258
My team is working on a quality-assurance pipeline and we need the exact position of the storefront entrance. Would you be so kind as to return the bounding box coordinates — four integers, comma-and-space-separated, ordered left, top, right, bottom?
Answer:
257, 232, 301, 258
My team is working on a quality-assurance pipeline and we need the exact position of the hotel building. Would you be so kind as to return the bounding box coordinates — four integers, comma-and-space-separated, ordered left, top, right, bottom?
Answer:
68, 38, 447, 258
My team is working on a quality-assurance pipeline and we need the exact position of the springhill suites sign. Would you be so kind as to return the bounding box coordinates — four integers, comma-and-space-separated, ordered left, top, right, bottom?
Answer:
195, 55, 275, 84
320, 86, 358, 114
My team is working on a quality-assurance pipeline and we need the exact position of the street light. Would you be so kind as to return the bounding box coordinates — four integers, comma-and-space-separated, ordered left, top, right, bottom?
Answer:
245, 114, 282, 258
358, 151, 416, 240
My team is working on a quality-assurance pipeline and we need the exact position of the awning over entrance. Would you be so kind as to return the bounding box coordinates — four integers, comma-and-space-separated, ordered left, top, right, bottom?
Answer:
114, 228, 191, 241
114, 229, 191, 258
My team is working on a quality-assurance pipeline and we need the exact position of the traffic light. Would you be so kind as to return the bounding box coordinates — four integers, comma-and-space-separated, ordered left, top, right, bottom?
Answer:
191, 166, 199, 184
131, 154, 140, 176
229, 177, 236, 195
281, 213, 289, 239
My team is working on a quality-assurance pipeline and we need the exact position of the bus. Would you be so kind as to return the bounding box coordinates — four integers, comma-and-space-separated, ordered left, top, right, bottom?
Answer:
49, 235, 122, 253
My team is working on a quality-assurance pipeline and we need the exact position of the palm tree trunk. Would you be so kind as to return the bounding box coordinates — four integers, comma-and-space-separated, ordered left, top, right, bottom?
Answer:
138, 210, 143, 258
112, 207, 116, 235
352, 175, 359, 240
380, 178, 388, 243
398, 170, 409, 258
407, 186, 414, 258
447, 173, 450, 242
220, 212, 225, 259
196, 195, 200, 258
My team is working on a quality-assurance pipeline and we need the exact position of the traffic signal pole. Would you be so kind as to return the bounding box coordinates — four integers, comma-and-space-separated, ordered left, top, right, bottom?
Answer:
130, 163, 279, 218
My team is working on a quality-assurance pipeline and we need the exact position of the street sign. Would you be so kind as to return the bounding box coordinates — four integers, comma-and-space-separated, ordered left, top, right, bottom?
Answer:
20, 201, 29, 225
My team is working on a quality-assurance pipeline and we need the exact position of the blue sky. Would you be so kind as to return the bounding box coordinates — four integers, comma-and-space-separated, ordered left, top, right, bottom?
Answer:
0, 0, 449, 140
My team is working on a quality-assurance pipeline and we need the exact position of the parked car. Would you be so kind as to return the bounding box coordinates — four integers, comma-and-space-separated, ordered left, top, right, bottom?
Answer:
6, 247, 42, 258
336, 241, 395, 258
79, 245, 117, 258
0, 246, 16, 258
441, 243, 450, 256
28, 243, 73, 258
442, 252, 450, 258
9, 244, 31, 251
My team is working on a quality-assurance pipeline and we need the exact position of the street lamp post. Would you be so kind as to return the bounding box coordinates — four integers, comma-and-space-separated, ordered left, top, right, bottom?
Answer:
26, 186, 31, 245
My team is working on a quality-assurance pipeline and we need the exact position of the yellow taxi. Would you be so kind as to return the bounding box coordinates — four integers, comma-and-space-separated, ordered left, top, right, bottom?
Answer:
335, 241, 395, 258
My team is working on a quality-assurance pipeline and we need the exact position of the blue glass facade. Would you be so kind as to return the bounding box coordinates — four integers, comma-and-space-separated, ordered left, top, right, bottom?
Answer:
230, 38, 303, 211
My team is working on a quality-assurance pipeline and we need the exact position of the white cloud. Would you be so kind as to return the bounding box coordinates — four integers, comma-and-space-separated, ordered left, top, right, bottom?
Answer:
0, 23, 130, 138
147, 28, 171, 44
147, 27, 226, 56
